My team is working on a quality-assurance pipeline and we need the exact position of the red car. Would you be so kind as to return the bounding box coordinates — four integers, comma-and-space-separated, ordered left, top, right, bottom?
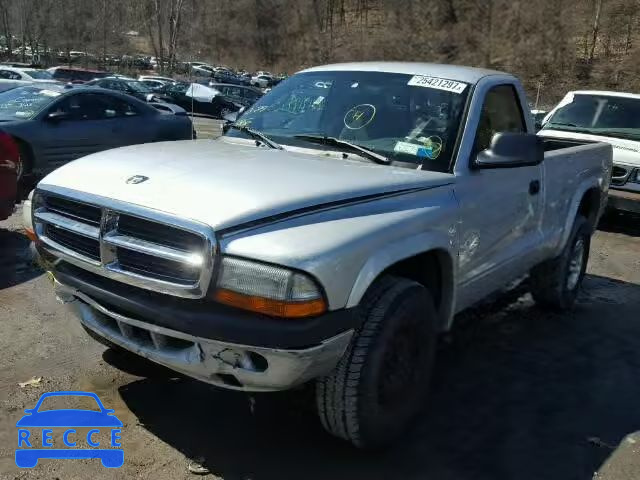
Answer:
46, 66, 112, 84
0, 131, 18, 220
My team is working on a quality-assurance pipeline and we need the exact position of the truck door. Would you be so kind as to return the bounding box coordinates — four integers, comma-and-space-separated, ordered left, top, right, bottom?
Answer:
455, 84, 544, 308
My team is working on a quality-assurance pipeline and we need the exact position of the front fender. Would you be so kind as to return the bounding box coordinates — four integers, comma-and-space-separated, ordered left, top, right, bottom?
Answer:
221, 186, 459, 311
345, 231, 455, 308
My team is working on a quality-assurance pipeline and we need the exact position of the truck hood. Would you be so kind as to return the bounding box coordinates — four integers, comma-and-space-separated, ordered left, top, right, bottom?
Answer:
539, 129, 640, 167
39, 138, 453, 231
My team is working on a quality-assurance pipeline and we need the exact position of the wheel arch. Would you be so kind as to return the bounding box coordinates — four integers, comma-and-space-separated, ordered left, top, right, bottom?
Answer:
559, 181, 603, 250
346, 235, 456, 331
577, 186, 602, 230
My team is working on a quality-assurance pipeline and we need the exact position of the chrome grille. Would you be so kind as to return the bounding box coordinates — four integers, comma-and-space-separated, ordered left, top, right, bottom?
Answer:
34, 190, 215, 298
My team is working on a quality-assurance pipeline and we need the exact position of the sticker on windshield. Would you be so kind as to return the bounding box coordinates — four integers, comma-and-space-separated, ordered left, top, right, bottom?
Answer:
14, 111, 33, 118
394, 141, 420, 155
407, 76, 467, 94
417, 136, 443, 159
394, 136, 443, 160
344, 104, 376, 130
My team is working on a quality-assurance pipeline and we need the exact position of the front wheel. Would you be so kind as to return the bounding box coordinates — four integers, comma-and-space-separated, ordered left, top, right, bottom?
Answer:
316, 276, 437, 449
530, 215, 591, 311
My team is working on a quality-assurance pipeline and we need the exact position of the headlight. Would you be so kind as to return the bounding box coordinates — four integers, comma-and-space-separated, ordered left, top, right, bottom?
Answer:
633, 169, 640, 183
213, 257, 326, 318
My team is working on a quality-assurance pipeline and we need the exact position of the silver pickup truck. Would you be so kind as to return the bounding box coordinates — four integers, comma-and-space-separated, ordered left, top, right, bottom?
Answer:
28, 62, 612, 449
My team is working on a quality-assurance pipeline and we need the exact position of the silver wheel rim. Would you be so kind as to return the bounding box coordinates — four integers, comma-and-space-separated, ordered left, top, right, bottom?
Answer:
567, 237, 585, 291
16, 155, 23, 180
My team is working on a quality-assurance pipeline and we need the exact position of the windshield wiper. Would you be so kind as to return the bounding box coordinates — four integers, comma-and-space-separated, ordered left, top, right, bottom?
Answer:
227, 124, 282, 149
546, 122, 579, 127
293, 134, 390, 165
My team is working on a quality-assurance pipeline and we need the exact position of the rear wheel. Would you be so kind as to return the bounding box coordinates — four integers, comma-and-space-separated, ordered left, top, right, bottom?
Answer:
16, 140, 32, 184
530, 215, 591, 310
316, 276, 437, 449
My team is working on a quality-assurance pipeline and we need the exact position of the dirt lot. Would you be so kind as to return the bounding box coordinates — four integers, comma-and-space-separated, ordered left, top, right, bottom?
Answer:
1, 200, 639, 480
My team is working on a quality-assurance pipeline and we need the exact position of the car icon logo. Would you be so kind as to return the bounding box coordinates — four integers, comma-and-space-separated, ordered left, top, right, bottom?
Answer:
126, 175, 149, 185
15, 391, 123, 468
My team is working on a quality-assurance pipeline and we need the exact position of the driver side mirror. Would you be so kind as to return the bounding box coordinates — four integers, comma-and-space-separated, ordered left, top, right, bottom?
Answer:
474, 132, 543, 169
45, 111, 71, 123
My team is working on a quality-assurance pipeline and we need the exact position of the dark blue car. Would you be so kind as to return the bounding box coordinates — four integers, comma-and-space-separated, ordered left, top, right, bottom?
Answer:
16, 391, 123, 468
0, 84, 193, 184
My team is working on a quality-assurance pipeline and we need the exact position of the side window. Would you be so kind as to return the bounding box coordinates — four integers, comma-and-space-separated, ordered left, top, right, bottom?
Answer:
245, 90, 260, 101
0, 70, 20, 80
104, 96, 140, 117
168, 83, 187, 95
473, 85, 525, 153
52, 94, 139, 120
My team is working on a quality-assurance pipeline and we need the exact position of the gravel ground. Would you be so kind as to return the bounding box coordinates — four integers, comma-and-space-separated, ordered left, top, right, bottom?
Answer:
1, 195, 639, 479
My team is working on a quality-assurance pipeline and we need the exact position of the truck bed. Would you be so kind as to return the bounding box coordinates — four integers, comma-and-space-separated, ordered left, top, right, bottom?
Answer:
542, 137, 596, 152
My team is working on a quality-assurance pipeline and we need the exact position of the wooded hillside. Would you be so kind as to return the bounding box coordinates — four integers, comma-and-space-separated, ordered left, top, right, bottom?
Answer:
1, 0, 638, 106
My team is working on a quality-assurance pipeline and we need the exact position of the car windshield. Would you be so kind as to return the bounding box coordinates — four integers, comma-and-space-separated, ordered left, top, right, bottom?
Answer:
226, 71, 470, 171
543, 94, 640, 141
0, 86, 61, 120
26, 70, 53, 80
37, 395, 101, 412
126, 81, 152, 93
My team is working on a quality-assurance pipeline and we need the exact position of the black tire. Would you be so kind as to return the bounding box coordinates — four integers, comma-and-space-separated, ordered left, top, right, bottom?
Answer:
316, 276, 437, 449
530, 215, 591, 311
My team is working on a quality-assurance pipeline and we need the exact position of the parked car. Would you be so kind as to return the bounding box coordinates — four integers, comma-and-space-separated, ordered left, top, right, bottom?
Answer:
29, 63, 612, 449
0, 84, 193, 182
250, 74, 272, 88
139, 79, 169, 91
157, 82, 240, 118
212, 70, 250, 86
531, 109, 548, 131
0, 131, 18, 220
138, 75, 175, 84
0, 67, 55, 83
47, 67, 112, 84
191, 64, 216, 77
207, 83, 263, 108
84, 78, 172, 103
538, 90, 640, 214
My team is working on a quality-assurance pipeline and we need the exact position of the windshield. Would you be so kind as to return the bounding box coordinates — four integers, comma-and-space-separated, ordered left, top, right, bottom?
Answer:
126, 81, 152, 93
26, 70, 53, 80
226, 71, 469, 171
543, 94, 640, 141
0, 86, 61, 120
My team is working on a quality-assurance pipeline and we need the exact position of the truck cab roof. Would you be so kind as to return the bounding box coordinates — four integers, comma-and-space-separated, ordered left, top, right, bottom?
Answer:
300, 62, 510, 84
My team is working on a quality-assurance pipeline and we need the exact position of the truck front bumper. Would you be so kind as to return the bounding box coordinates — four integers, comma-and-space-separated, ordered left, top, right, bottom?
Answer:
54, 279, 353, 392
608, 188, 640, 214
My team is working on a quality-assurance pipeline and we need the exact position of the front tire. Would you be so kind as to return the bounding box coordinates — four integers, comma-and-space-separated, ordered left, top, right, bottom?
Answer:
530, 215, 591, 311
316, 276, 437, 449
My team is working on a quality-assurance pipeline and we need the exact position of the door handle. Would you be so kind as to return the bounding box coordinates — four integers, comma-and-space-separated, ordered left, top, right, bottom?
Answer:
529, 180, 540, 195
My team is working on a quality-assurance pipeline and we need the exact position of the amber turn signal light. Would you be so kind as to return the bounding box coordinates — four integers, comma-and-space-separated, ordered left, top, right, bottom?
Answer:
214, 288, 327, 318
24, 228, 37, 242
